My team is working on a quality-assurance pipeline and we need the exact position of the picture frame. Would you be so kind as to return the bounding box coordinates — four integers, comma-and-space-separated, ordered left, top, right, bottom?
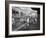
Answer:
5, 1, 45, 37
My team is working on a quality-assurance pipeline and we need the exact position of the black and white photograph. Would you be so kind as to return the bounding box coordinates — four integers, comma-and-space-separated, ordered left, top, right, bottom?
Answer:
5, 1, 45, 37
12, 7, 40, 31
